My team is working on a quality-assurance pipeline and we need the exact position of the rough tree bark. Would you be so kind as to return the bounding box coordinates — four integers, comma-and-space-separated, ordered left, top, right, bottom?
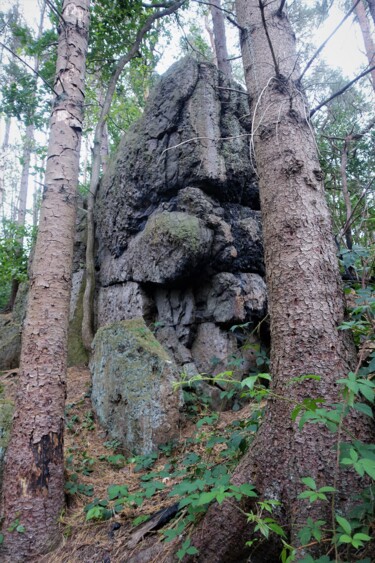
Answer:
188, 2, 371, 561
353, 0, 375, 91
0, 1, 90, 560
210, 0, 232, 79
366, 0, 375, 26
81, 0, 186, 350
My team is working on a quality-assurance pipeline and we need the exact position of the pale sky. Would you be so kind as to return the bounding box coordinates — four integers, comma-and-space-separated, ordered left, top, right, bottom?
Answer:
0, 0, 372, 219
9, 0, 370, 78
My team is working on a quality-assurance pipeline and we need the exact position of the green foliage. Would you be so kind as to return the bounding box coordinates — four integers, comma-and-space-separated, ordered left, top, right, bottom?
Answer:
64, 473, 94, 497
0, 220, 35, 310
7, 518, 26, 533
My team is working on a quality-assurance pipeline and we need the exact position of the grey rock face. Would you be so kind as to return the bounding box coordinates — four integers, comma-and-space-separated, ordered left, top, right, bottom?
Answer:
0, 283, 28, 370
90, 319, 181, 454
94, 58, 267, 414
96, 58, 262, 285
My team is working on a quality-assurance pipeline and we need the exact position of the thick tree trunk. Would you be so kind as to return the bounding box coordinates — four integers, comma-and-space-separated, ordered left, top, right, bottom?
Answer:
353, 0, 375, 91
0, 1, 90, 560
188, 2, 371, 561
210, 0, 232, 79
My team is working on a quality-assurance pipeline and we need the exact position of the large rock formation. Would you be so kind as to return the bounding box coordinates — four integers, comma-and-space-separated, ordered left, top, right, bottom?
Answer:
94, 57, 266, 415
90, 319, 181, 454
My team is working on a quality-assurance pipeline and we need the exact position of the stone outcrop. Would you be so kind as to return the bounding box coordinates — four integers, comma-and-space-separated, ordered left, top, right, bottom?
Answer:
94, 57, 266, 403
90, 319, 181, 454
0, 283, 28, 370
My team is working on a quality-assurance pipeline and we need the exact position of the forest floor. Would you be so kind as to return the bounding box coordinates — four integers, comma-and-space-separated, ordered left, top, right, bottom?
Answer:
27, 366, 259, 563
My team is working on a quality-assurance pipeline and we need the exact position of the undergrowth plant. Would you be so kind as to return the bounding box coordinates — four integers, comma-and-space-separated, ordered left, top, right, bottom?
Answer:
63, 264, 374, 562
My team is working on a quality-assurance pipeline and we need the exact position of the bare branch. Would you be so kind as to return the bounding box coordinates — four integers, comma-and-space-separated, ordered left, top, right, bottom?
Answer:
310, 65, 375, 117
338, 180, 374, 241
300, 0, 360, 81
277, 0, 287, 17
192, 0, 237, 18
259, 0, 279, 75
0, 41, 58, 95
45, 0, 65, 26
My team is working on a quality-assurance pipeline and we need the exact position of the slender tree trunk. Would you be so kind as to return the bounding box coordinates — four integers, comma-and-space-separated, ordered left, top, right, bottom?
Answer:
188, 2, 371, 561
2, 118, 11, 149
353, 0, 375, 91
205, 14, 218, 65
340, 139, 354, 250
17, 124, 34, 230
5, 2, 46, 311
0, 119, 11, 214
0, 1, 90, 560
81, 0, 185, 350
210, 0, 232, 79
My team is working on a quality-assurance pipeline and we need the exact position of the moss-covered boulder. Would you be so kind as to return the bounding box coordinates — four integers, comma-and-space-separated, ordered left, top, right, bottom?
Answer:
0, 282, 28, 370
90, 319, 182, 454
126, 211, 213, 284
67, 270, 88, 367
0, 398, 14, 488
0, 318, 21, 370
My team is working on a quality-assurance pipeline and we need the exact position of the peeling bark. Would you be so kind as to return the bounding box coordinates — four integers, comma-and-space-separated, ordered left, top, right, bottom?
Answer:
187, 2, 372, 561
0, 1, 90, 560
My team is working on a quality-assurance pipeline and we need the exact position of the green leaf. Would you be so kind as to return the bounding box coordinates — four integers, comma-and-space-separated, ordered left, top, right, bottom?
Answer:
358, 384, 374, 402
108, 484, 128, 500
301, 477, 316, 490
195, 491, 216, 506
336, 515, 351, 535
361, 458, 375, 479
353, 402, 373, 418
318, 486, 336, 493
338, 534, 353, 544
353, 533, 372, 541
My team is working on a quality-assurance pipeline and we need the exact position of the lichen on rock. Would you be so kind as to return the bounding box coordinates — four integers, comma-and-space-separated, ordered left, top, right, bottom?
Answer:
90, 319, 181, 454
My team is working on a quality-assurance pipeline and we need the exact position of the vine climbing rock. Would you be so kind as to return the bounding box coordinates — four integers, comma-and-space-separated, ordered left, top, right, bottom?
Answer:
94, 57, 266, 410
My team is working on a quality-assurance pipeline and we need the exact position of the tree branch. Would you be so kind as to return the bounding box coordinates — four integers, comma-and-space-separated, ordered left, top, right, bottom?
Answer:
259, 0, 279, 75
0, 41, 58, 95
45, 0, 66, 26
300, 0, 360, 81
277, 0, 287, 17
310, 65, 375, 117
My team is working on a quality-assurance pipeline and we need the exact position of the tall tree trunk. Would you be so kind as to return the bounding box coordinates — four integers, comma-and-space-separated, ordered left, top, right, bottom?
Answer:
0, 119, 11, 215
5, 2, 46, 311
188, 2, 371, 561
81, 0, 185, 351
210, 0, 232, 79
340, 138, 354, 250
353, 0, 375, 91
204, 14, 217, 65
2, 118, 11, 149
0, 1, 90, 560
